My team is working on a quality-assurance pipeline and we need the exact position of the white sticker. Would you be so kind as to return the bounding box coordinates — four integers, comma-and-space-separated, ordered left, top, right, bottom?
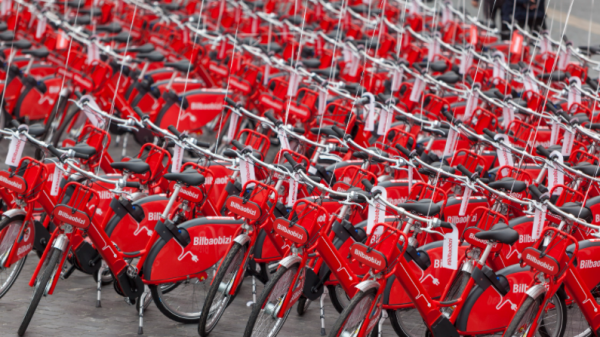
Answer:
286, 72, 300, 97
547, 150, 564, 194
81, 95, 105, 128
349, 53, 360, 77
263, 65, 270, 86
502, 105, 515, 128
239, 147, 256, 186
408, 166, 413, 193
287, 174, 298, 207
391, 68, 404, 93
523, 74, 540, 94
50, 164, 62, 196
495, 134, 514, 172
377, 108, 392, 136
1, 0, 12, 15
459, 49, 473, 75
36, 17, 47, 39
539, 34, 551, 54
227, 112, 239, 141
427, 38, 440, 62
442, 223, 458, 270
459, 188, 471, 216
365, 107, 377, 132
87, 43, 100, 64
409, 77, 425, 103
409, 0, 420, 14
531, 205, 547, 240
278, 128, 290, 150
492, 52, 506, 79
342, 45, 352, 62
367, 186, 387, 235
561, 129, 575, 156
558, 47, 571, 71
443, 128, 458, 157
567, 77, 582, 109
318, 90, 327, 116
308, 165, 317, 175
550, 122, 560, 146
463, 90, 479, 121
171, 144, 184, 173
5, 132, 27, 167
441, 4, 452, 24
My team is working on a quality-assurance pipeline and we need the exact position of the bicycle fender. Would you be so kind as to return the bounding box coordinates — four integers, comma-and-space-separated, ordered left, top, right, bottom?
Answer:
2, 209, 27, 219
355, 279, 379, 293
525, 284, 547, 300
279, 255, 301, 269
234, 233, 251, 246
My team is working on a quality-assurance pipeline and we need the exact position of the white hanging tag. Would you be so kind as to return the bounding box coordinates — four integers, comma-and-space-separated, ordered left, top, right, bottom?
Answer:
522, 74, 540, 94
409, 77, 425, 102
550, 122, 560, 146
251, 16, 258, 35
547, 150, 564, 194
427, 38, 440, 61
367, 186, 387, 235
408, 166, 413, 193
349, 53, 360, 77
567, 77, 582, 109
287, 174, 298, 207
442, 223, 458, 270
443, 128, 458, 157
227, 112, 239, 141
263, 65, 270, 85
561, 129, 575, 156
87, 43, 100, 64
36, 17, 47, 39
495, 134, 514, 172
308, 165, 317, 175
409, 0, 420, 14
365, 107, 377, 132
502, 106, 515, 128
81, 95, 105, 128
239, 158, 256, 186
441, 4, 452, 24
459, 49, 473, 75
50, 164, 62, 196
5, 130, 27, 167
342, 45, 352, 62
459, 188, 472, 216
278, 128, 290, 150
377, 108, 392, 136
287, 72, 300, 97
318, 90, 327, 116
171, 144, 184, 173
1, 0, 12, 15
463, 90, 479, 121
531, 205, 547, 240
391, 68, 404, 93
492, 52, 506, 79
558, 47, 571, 71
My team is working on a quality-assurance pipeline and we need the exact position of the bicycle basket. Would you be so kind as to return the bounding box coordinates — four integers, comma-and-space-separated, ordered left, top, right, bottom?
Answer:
51, 182, 99, 230
0, 157, 48, 200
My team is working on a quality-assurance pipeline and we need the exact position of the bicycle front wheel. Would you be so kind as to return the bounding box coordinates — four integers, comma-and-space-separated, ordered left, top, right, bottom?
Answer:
198, 242, 248, 336
18, 247, 62, 336
243, 264, 301, 337
328, 288, 379, 337
0, 216, 28, 299
504, 291, 566, 337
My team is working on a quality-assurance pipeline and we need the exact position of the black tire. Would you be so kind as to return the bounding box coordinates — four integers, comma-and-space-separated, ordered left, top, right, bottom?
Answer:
18, 247, 62, 336
328, 288, 380, 337
328, 284, 351, 313
296, 296, 311, 316
0, 215, 27, 299
504, 291, 567, 337
198, 242, 248, 336
243, 264, 300, 337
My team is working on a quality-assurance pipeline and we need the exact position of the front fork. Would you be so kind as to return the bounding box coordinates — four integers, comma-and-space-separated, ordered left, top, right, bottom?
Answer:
29, 230, 71, 296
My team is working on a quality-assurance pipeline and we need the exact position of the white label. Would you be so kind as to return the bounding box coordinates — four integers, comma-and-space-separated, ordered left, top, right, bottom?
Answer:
308, 165, 317, 175
547, 150, 564, 194
36, 17, 47, 39
492, 51, 506, 79
391, 68, 404, 93
558, 48, 571, 71
365, 107, 377, 132
377, 108, 392, 136
50, 164, 62, 196
463, 91, 479, 121
459, 188, 471, 216
287, 72, 300, 97
561, 129, 574, 156
227, 112, 239, 141
427, 39, 440, 61
550, 122, 560, 146
441, 4, 452, 24
495, 134, 514, 172
349, 53, 360, 77
81, 95, 105, 128
459, 49, 473, 75
443, 128, 458, 157
567, 77, 582, 109
239, 155, 256, 186
287, 174, 298, 207
172, 144, 184, 173
87, 43, 100, 64
1, 0, 12, 15
523, 74, 539, 94
502, 106, 515, 128
532, 205, 547, 240
409, 77, 425, 102
367, 187, 387, 235
342, 45, 352, 62
409, 0, 420, 14
278, 128, 290, 150
318, 90, 327, 116
408, 166, 413, 193
6, 132, 27, 167
442, 223, 458, 270
539, 35, 551, 54
263, 65, 270, 85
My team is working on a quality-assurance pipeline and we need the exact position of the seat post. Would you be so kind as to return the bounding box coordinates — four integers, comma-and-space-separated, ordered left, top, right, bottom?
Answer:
161, 184, 181, 221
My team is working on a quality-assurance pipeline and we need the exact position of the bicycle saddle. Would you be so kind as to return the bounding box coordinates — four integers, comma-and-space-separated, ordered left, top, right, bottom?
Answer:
160, 2, 180, 11
79, 7, 102, 16
5, 39, 32, 50
96, 22, 123, 34
481, 88, 506, 100
22, 47, 49, 59
111, 160, 150, 174
137, 51, 165, 63
376, 93, 399, 105
573, 163, 600, 177
435, 71, 461, 84
59, 1, 84, 8
397, 199, 442, 216
344, 82, 366, 95
117, 42, 154, 54
310, 126, 341, 137
312, 67, 338, 78
257, 42, 282, 54
285, 15, 304, 26
558, 202, 592, 221
349, 5, 382, 14
68, 15, 91, 25
474, 223, 519, 245
166, 60, 194, 72
301, 58, 321, 68
28, 124, 45, 137
0, 22, 7, 32
429, 60, 449, 73
418, 162, 456, 176
488, 177, 527, 193
538, 71, 569, 82
0, 30, 14, 41
61, 143, 97, 156
352, 148, 388, 163
164, 168, 205, 186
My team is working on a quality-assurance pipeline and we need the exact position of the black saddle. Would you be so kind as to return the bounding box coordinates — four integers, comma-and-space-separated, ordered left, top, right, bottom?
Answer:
398, 199, 441, 216
137, 51, 165, 63
0, 30, 15, 41
28, 124, 45, 137
558, 202, 592, 221
489, 177, 527, 193
164, 168, 205, 186
436, 71, 461, 84
418, 162, 456, 176
61, 143, 97, 156
111, 160, 150, 174
22, 47, 49, 59
165, 60, 194, 72
352, 148, 388, 163
474, 223, 519, 245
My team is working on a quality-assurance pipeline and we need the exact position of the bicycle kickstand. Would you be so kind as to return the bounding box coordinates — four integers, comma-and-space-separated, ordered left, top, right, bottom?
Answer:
320, 288, 327, 336
378, 310, 388, 337
247, 276, 257, 308
121, 133, 129, 159
96, 261, 108, 308
138, 286, 150, 335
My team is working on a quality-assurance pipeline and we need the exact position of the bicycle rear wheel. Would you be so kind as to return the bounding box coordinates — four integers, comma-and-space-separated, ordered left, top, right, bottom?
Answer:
18, 247, 62, 336
0, 216, 28, 299
198, 242, 247, 336
243, 264, 300, 336
328, 288, 379, 337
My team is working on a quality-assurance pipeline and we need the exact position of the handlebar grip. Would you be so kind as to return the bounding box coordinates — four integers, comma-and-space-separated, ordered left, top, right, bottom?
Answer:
536, 145, 551, 158
441, 109, 455, 122
331, 126, 345, 138
590, 123, 600, 130
224, 97, 237, 107
457, 164, 473, 177
361, 179, 373, 193
358, 96, 370, 105
483, 128, 497, 140
335, 146, 349, 153
438, 221, 453, 229
133, 107, 147, 119
545, 102, 559, 114
479, 178, 490, 183
168, 125, 182, 139
264, 111, 279, 125
74, 152, 90, 160
231, 139, 245, 150
293, 127, 305, 134
313, 75, 326, 85
559, 110, 572, 123
395, 144, 411, 157
223, 149, 238, 158
529, 185, 543, 201
9, 119, 19, 129
283, 152, 299, 168
126, 181, 141, 189
196, 140, 211, 148
47, 145, 63, 159
413, 63, 423, 74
